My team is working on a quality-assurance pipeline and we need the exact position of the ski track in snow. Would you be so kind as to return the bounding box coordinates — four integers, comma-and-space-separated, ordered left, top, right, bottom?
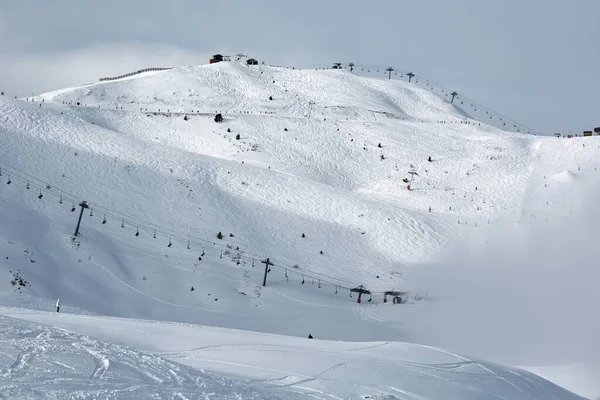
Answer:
0, 315, 284, 399
0, 310, 585, 400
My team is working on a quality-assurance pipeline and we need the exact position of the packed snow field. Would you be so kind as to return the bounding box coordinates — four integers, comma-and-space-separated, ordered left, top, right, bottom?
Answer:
0, 61, 598, 398
0, 310, 585, 400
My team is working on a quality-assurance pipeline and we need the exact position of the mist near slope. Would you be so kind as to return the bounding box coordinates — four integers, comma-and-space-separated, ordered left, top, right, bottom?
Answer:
403, 180, 600, 368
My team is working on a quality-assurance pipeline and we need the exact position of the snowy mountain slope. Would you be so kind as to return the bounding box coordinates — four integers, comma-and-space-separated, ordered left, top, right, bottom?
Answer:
2, 63, 539, 277
2, 62, 599, 336
1, 61, 599, 398
0, 314, 284, 399
0, 61, 546, 331
0, 308, 586, 400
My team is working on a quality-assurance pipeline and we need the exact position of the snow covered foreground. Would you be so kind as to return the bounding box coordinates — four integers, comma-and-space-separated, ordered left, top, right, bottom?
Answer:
0, 60, 598, 398
0, 314, 279, 399
0, 308, 585, 400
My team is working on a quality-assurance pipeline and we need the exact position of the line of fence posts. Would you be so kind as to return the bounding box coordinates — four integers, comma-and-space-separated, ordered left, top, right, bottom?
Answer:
99, 67, 172, 82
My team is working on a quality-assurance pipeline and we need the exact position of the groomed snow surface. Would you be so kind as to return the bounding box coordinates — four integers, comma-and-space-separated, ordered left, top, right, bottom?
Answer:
0, 309, 584, 400
0, 61, 598, 399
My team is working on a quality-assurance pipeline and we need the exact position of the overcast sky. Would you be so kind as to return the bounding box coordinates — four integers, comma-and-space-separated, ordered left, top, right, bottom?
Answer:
0, 0, 598, 134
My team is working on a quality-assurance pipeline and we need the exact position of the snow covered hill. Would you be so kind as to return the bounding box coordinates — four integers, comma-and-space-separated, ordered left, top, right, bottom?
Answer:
1, 60, 598, 398
0, 308, 586, 400
0, 314, 280, 399
2, 62, 540, 284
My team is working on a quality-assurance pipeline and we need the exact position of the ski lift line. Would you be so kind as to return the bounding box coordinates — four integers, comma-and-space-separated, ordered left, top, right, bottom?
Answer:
342, 63, 539, 134
0, 159, 365, 289
0, 160, 80, 201
0, 166, 78, 203
0, 157, 412, 290
1, 188, 392, 297
0, 160, 243, 252
1, 171, 359, 291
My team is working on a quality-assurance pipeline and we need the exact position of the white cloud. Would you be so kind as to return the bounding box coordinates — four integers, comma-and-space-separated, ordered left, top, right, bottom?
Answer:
0, 43, 210, 96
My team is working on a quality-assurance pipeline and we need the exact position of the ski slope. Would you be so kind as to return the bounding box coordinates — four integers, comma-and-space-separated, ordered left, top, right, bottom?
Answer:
0, 308, 586, 400
1, 60, 599, 398
3, 62, 539, 283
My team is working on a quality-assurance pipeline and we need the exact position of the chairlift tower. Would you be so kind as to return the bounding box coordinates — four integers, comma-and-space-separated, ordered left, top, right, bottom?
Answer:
386, 67, 394, 79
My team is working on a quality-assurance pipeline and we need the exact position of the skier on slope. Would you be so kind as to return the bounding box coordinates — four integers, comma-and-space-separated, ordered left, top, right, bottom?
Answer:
56, 299, 60, 313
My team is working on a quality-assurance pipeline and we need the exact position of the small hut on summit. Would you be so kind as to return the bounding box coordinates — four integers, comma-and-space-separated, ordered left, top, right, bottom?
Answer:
246, 58, 258, 65
332, 62, 342, 69
210, 54, 224, 64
